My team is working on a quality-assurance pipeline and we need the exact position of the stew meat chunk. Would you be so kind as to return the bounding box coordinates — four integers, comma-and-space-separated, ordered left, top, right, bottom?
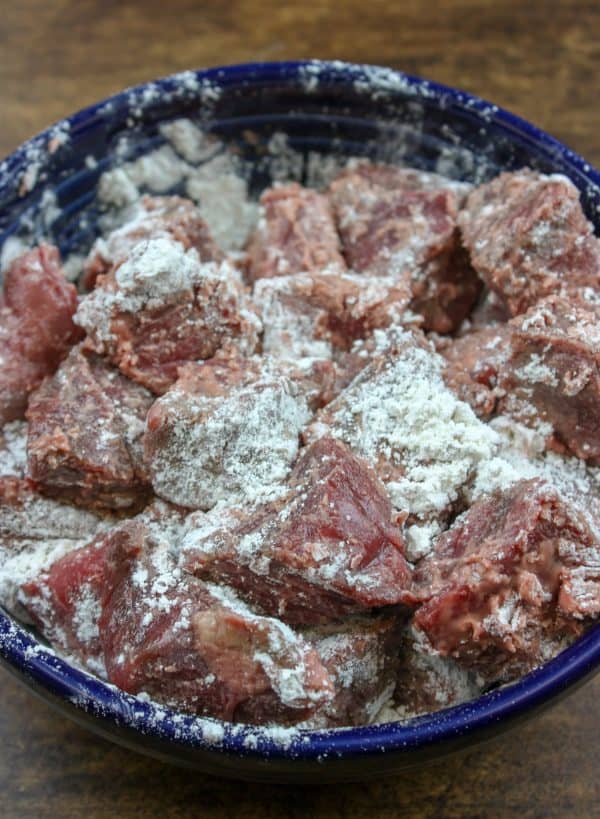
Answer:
0, 245, 81, 425
27, 346, 154, 510
413, 479, 600, 682
182, 437, 412, 625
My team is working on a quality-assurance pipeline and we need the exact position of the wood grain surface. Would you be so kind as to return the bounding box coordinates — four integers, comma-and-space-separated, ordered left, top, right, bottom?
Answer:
1, 1, 599, 816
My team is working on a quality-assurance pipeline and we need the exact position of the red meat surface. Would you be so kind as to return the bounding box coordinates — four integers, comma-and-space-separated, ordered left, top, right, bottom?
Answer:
21, 504, 335, 723
328, 162, 481, 332
413, 479, 600, 682
392, 627, 483, 717
27, 346, 154, 510
458, 169, 600, 316
497, 295, 600, 460
101, 525, 333, 721
20, 520, 142, 672
303, 324, 501, 538
76, 237, 260, 394
182, 437, 412, 625
173, 596, 334, 724
0, 328, 41, 429
438, 293, 600, 459
1, 474, 112, 627
290, 354, 370, 411
439, 324, 513, 418
329, 163, 458, 275
246, 183, 346, 282
0, 477, 106, 544
305, 615, 403, 727
82, 195, 223, 289
142, 346, 355, 444
143, 353, 310, 510
0, 245, 82, 425
254, 269, 413, 361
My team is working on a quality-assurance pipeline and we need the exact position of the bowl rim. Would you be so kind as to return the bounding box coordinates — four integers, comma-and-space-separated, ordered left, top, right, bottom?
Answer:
1, 58, 599, 762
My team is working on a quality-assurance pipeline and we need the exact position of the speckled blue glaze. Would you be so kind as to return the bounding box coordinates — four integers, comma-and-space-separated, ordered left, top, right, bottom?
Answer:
0, 61, 599, 783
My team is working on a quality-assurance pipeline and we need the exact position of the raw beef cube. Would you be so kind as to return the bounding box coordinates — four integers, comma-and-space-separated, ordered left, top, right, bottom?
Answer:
288, 354, 370, 412
557, 539, 600, 620
2, 245, 82, 358
90, 517, 334, 722
246, 183, 346, 282
253, 271, 354, 361
458, 170, 600, 316
0, 477, 110, 622
182, 437, 412, 625
143, 354, 311, 510
0, 321, 43, 428
21, 500, 334, 723
169, 344, 361, 417
0, 245, 82, 425
392, 626, 483, 718
19, 516, 143, 675
498, 295, 600, 460
306, 327, 498, 534
187, 595, 334, 725
409, 244, 483, 335
329, 162, 481, 332
332, 163, 471, 198
439, 324, 513, 418
304, 615, 403, 727
253, 270, 413, 361
83, 195, 223, 289
75, 236, 261, 394
413, 479, 600, 683
27, 346, 154, 510
329, 163, 459, 276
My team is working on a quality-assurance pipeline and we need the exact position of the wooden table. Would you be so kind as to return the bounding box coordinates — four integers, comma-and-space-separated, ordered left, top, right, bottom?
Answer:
1, 1, 599, 816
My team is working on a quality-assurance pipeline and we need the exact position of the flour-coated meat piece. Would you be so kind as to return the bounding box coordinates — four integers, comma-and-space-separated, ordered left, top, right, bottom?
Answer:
413, 479, 600, 683
0, 245, 81, 424
329, 162, 480, 332
439, 324, 513, 418
246, 183, 346, 282
82, 195, 223, 289
304, 615, 403, 727
143, 353, 310, 510
75, 235, 260, 394
498, 295, 600, 460
27, 346, 153, 510
1, 476, 112, 628
254, 270, 413, 361
182, 437, 412, 625
458, 170, 600, 316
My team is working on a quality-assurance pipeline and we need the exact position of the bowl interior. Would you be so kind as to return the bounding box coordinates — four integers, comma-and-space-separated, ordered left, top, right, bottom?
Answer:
2, 61, 600, 259
1, 60, 600, 774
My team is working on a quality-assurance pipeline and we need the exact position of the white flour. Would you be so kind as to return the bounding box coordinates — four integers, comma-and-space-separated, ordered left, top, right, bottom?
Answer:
147, 367, 310, 510
316, 332, 499, 523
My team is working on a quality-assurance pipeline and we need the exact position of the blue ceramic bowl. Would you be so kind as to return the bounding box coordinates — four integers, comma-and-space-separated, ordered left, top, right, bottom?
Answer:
1, 61, 599, 783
